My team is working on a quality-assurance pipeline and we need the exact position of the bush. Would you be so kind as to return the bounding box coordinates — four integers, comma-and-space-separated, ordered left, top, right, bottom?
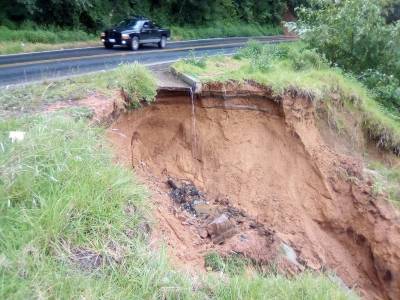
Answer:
361, 70, 400, 112
289, 48, 327, 71
236, 40, 275, 72
296, 0, 400, 115
116, 63, 157, 109
296, 0, 400, 77
183, 50, 207, 68
237, 40, 264, 59
237, 41, 304, 72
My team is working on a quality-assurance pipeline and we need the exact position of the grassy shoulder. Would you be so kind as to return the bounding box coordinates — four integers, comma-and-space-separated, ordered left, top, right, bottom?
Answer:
171, 22, 282, 40
0, 63, 157, 120
0, 112, 356, 299
0, 23, 282, 55
0, 25, 98, 54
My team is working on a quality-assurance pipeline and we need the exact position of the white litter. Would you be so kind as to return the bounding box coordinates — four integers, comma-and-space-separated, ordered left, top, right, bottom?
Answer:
9, 131, 26, 143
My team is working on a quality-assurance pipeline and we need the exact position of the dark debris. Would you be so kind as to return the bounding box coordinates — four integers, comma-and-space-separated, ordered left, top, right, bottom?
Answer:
167, 178, 207, 216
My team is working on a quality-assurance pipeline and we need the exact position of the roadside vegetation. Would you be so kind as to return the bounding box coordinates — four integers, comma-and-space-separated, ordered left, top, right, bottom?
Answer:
294, 0, 400, 124
170, 23, 282, 40
0, 71, 116, 119
0, 25, 97, 54
0, 0, 294, 55
0, 63, 156, 119
0, 23, 282, 55
116, 63, 157, 109
0, 86, 356, 299
368, 161, 400, 207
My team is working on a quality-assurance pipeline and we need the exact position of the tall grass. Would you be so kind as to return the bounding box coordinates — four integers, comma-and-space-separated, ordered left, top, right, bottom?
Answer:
0, 25, 95, 44
0, 25, 98, 54
116, 63, 157, 109
0, 114, 357, 299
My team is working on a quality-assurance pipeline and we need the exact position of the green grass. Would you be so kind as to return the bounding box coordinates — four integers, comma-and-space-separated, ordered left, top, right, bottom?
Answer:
0, 40, 99, 55
0, 72, 116, 118
0, 25, 97, 54
368, 161, 400, 206
171, 22, 282, 40
0, 62, 159, 118
0, 25, 96, 43
116, 63, 158, 109
0, 115, 189, 299
172, 42, 400, 155
0, 113, 357, 299
0, 22, 282, 55
211, 272, 356, 300
204, 252, 249, 276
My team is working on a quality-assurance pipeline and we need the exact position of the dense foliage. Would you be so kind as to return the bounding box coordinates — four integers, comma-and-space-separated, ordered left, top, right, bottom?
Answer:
0, 0, 296, 31
295, 0, 400, 111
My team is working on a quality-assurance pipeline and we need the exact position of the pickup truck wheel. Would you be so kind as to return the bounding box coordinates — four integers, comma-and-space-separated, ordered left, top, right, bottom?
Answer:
158, 36, 167, 49
104, 42, 113, 49
130, 37, 139, 51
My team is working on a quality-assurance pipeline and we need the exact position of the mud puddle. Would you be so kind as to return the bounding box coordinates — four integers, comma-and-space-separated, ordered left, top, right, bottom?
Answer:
107, 83, 400, 299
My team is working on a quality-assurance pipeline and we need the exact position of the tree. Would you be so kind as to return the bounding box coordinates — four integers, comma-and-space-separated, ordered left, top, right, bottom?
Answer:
296, 0, 400, 77
296, 0, 400, 110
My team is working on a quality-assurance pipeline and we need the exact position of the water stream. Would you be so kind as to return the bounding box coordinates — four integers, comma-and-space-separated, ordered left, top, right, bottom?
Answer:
189, 87, 198, 160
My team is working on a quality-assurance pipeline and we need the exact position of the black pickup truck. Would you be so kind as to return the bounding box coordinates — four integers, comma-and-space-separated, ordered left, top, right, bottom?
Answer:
101, 16, 171, 50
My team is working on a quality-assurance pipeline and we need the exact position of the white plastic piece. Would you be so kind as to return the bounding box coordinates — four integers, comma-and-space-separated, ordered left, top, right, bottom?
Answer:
9, 131, 26, 143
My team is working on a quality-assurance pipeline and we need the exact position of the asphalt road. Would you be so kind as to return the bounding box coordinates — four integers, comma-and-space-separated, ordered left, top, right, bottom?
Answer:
0, 36, 296, 87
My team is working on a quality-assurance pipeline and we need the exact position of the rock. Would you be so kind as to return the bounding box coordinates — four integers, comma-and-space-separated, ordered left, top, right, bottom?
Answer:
199, 228, 209, 239
194, 203, 210, 216
281, 243, 299, 266
167, 178, 178, 190
206, 213, 237, 244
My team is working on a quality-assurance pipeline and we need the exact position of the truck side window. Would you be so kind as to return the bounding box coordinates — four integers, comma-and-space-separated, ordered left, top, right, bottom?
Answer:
143, 22, 150, 29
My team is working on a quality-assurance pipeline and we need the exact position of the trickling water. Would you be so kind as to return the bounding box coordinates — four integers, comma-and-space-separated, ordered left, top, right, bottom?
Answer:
189, 87, 198, 160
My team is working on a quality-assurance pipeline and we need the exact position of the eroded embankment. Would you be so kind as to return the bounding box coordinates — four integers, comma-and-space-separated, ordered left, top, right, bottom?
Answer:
108, 82, 400, 300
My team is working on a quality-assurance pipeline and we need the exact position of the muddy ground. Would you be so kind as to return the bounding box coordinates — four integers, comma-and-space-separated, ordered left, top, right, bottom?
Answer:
96, 82, 400, 299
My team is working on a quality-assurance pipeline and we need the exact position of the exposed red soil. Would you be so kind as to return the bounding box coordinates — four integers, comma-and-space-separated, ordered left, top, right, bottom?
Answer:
107, 83, 400, 300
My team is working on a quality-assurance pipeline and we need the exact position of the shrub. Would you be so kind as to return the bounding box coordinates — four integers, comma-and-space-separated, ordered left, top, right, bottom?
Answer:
296, 0, 400, 114
289, 48, 327, 71
360, 69, 400, 112
296, 0, 400, 77
183, 50, 207, 68
236, 41, 299, 72
237, 40, 264, 59
236, 40, 274, 72
116, 63, 157, 109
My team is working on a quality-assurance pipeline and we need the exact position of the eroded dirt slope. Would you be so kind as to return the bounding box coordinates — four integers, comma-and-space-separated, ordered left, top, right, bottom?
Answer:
107, 83, 400, 300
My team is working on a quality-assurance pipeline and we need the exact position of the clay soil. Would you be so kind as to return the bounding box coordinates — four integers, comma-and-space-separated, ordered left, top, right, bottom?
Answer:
107, 83, 400, 300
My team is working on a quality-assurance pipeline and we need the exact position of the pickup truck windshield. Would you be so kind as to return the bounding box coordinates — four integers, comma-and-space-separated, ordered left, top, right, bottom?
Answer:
116, 19, 141, 30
